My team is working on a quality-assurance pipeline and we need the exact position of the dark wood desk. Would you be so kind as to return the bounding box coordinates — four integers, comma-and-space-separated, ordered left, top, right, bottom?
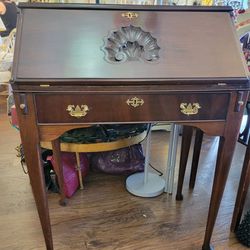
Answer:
11, 4, 249, 250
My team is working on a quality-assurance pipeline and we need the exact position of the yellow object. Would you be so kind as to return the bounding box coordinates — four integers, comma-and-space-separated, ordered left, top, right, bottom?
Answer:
202, 0, 213, 6
122, 12, 138, 19
126, 97, 144, 107
66, 105, 89, 118
75, 152, 84, 190
40, 131, 147, 153
180, 103, 201, 116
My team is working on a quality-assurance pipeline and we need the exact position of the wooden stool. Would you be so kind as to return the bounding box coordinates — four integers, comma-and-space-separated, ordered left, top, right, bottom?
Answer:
40, 131, 147, 206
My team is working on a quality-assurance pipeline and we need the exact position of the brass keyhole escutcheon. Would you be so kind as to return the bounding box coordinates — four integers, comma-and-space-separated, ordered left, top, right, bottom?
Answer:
126, 97, 144, 108
121, 12, 138, 19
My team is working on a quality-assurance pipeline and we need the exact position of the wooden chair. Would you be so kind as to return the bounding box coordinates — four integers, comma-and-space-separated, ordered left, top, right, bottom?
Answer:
176, 125, 250, 233
176, 126, 204, 201
231, 140, 250, 231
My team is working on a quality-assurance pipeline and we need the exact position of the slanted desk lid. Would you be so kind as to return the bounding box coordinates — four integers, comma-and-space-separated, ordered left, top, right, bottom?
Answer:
12, 4, 249, 84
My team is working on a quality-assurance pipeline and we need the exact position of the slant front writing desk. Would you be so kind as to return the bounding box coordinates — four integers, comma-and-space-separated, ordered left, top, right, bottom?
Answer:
12, 4, 249, 250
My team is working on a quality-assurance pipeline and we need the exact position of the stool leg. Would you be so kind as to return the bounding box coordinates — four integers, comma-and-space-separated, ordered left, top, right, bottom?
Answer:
230, 141, 250, 232
176, 125, 193, 201
75, 152, 84, 190
189, 129, 204, 189
51, 139, 67, 206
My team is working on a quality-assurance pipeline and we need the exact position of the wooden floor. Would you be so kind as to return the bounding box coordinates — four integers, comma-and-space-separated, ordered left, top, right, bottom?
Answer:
0, 94, 249, 250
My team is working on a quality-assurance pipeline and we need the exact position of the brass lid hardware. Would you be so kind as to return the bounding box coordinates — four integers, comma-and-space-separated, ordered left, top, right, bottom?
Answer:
121, 12, 138, 19
40, 84, 50, 87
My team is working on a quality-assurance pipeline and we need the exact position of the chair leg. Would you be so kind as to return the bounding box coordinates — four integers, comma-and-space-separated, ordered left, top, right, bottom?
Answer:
202, 133, 239, 250
189, 129, 204, 189
176, 125, 193, 201
230, 140, 250, 232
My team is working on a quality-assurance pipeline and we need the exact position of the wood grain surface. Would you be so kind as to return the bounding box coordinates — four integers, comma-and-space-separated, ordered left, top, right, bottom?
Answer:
13, 5, 248, 81
0, 96, 249, 250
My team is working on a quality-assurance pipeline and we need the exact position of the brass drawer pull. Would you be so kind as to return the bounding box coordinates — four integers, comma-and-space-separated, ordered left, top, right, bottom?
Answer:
180, 103, 201, 116
126, 97, 144, 108
66, 105, 89, 118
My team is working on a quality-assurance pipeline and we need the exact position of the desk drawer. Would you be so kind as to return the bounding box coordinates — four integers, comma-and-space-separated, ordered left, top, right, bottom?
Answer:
35, 93, 229, 124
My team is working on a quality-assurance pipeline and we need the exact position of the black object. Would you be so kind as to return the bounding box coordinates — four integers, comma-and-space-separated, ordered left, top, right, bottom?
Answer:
60, 124, 148, 144
238, 101, 250, 146
0, 2, 17, 37
41, 150, 59, 193
236, 210, 250, 247
17, 145, 59, 193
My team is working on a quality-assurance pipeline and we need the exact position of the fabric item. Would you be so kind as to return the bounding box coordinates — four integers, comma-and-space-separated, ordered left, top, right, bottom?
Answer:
0, 51, 13, 71
0, 2, 17, 37
51, 152, 89, 198
10, 104, 18, 128
236, 210, 250, 247
90, 144, 145, 175
60, 124, 148, 144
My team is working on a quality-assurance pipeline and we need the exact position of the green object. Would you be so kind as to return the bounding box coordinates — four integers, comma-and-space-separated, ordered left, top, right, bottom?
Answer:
60, 124, 148, 144
236, 210, 250, 247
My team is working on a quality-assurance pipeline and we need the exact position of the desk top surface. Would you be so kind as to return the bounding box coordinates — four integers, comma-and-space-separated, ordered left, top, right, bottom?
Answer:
12, 4, 249, 86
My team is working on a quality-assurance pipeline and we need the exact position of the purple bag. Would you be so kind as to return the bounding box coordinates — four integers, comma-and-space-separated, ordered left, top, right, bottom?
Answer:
90, 144, 145, 175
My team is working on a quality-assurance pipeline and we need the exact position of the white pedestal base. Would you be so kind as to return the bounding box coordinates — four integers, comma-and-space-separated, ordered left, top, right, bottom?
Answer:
126, 172, 165, 197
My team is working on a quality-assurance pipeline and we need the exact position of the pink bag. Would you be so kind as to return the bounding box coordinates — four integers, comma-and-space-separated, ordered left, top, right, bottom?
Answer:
51, 152, 89, 198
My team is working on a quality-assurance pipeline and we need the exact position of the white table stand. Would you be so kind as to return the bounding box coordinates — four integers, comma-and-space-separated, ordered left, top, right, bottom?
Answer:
126, 124, 165, 197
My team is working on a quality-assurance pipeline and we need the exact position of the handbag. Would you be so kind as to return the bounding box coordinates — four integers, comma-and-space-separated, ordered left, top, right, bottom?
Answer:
51, 152, 89, 198
90, 144, 145, 175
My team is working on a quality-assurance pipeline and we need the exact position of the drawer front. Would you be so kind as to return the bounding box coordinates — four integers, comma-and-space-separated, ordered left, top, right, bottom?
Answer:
35, 93, 230, 124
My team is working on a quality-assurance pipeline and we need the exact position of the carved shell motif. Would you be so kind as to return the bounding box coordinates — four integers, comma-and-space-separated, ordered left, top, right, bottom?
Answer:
102, 25, 160, 63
